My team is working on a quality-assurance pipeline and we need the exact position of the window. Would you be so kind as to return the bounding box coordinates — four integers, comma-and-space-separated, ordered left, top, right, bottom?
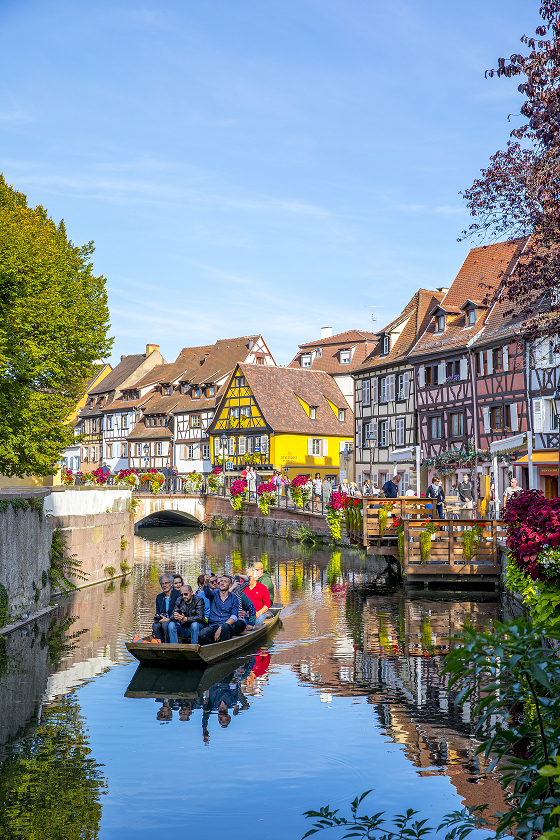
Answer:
202, 444, 210, 459
163, 385, 171, 396
106, 416, 113, 431
436, 315, 445, 332
235, 376, 246, 387
106, 444, 113, 458
309, 406, 317, 419
156, 443, 162, 456
379, 420, 388, 447
311, 439, 322, 455
301, 355, 311, 367
425, 366, 432, 386
256, 356, 264, 365
122, 414, 128, 429
362, 378, 371, 407
230, 407, 240, 419
339, 409, 346, 422
382, 335, 390, 355
121, 442, 128, 457
315, 347, 322, 358
446, 361, 460, 380
208, 386, 215, 396
490, 406, 503, 431
187, 445, 194, 459
395, 417, 405, 447
467, 309, 476, 326
380, 377, 387, 403
135, 443, 141, 456
193, 388, 200, 399
430, 416, 443, 439
450, 412, 464, 437
240, 406, 252, 417
192, 415, 201, 428
492, 347, 504, 371
340, 350, 351, 365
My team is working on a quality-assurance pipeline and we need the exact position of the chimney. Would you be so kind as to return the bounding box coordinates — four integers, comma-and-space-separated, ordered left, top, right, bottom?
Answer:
436, 287, 449, 294
120, 355, 126, 362
146, 343, 160, 357
321, 327, 332, 339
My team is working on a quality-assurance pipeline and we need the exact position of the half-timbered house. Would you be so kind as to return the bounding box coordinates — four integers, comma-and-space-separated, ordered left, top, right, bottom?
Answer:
61, 362, 112, 473
352, 289, 443, 493
78, 345, 164, 472
407, 238, 528, 494
209, 364, 354, 483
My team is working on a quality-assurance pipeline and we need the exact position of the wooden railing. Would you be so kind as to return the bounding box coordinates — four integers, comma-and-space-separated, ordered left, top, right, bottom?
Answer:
360, 497, 435, 548
402, 519, 505, 577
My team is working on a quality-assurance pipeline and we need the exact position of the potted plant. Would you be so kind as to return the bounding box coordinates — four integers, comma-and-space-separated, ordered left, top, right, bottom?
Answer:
230, 478, 248, 511
182, 471, 203, 494
289, 475, 313, 508
256, 480, 278, 514
115, 468, 139, 488
462, 523, 484, 561
326, 491, 346, 541
419, 519, 439, 563
207, 466, 224, 493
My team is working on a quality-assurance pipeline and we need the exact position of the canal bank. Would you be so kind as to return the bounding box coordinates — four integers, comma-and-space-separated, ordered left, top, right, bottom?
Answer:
0, 527, 512, 839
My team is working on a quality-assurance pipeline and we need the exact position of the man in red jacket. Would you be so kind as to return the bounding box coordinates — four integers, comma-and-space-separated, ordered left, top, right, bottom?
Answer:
243, 567, 271, 626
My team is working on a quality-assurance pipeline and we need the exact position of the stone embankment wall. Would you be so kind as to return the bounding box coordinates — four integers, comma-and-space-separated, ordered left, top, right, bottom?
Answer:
0, 489, 52, 624
204, 495, 337, 541
45, 486, 135, 589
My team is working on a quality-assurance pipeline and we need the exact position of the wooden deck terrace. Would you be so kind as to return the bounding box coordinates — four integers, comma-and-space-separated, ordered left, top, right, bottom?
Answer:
351, 497, 435, 555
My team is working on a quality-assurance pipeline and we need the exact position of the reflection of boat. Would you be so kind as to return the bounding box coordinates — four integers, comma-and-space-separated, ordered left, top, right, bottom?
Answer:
125, 657, 245, 699
125, 606, 282, 665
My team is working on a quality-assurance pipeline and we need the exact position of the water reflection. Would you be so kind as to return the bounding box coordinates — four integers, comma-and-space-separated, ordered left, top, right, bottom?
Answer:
0, 527, 511, 838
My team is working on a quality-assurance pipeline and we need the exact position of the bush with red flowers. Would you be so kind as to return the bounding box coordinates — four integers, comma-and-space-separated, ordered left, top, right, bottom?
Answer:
256, 480, 278, 514
502, 489, 560, 584
115, 468, 139, 488
326, 491, 347, 541
289, 475, 312, 508
230, 478, 248, 511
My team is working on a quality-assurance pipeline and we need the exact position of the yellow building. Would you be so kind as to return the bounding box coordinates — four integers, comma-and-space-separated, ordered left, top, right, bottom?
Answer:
209, 363, 354, 482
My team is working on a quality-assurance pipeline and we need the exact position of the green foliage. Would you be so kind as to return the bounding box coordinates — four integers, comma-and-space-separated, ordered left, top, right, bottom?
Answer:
326, 508, 342, 542
119, 561, 130, 574
505, 558, 560, 629
120, 536, 129, 551
126, 496, 140, 521
419, 530, 431, 563
0, 496, 44, 519
0, 582, 8, 628
378, 508, 389, 537
104, 566, 116, 579
294, 525, 322, 545
49, 528, 87, 594
0, 695, 106, 838
443, 618, 560, 838
302, 793, 497, 840
41, 569, 48, 588
47, 612, 87, 669
0, 175, 113, 477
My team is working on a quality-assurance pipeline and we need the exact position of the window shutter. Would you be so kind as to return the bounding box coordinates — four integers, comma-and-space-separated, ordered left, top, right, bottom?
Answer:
460, 358, 468, 380
533, 398, 544, 433
396, 418, 405, 447
483, 406, 490, 433
510, 402, 519, 432
239, 437, 246, 455
214, 437, 220, 455
372, 377, 378, 404
357, 420, 362, 448
372, 420, 378, 445
403, 370, 410, 398
229, 437, 235, 456
308, 438, 314, 455
261, 435, 268, 454
438, 362, 446, 384
418, 366, 425, 388
322, 439, 328, 457
387, 374, 395, 401
486, 349, 493, 375
194, 443, 200, 459
402, 472, 409, 493
372, 472, 378, 487
362, 379, 370, 407
503, 346, 509, 371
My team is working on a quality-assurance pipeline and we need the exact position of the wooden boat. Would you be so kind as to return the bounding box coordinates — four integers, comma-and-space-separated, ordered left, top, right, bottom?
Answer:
125, 606, 282, 665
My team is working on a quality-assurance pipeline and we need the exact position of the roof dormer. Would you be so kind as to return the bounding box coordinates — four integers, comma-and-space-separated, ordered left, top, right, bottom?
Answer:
460, 299, 487, 328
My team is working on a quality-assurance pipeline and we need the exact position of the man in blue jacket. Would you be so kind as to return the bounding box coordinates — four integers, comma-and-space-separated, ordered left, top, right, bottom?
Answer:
152, 574, 180, 641
382, 475, 401, 499
198, 575, 246, 645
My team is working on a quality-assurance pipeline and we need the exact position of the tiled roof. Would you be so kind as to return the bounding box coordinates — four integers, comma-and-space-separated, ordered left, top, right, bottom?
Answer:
89, 354, 148, 395
141, 393, 182, 415
288, 330, 378, 373
127, 422, 172, 440
238, 364, 354, 436
408, 238, 529, 359
191, 335, 261, 383
133, 363, 177, 389
85, 363, 112, 391
99, 392, 154, 412
172, 393, 217, 414
353, 289, 445, 373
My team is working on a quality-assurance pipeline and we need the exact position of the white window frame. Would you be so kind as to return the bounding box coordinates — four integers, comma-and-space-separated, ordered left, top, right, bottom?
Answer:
379, 420, 388, 447
340, 350, 351, 365
156, 442, 163, 456
202, 443, 210, 459
380, 377, 387, 403
302, 355, 312, 368
382, 335, 390, 355
309, 406, 317, 419
311, 438, 321, 456
395, 417, 405, 447
362, 378, 371, 407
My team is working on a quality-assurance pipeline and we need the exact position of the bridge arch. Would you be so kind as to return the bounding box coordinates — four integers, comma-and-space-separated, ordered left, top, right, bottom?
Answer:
133, 495, 206, 529
135, 509, 202, 529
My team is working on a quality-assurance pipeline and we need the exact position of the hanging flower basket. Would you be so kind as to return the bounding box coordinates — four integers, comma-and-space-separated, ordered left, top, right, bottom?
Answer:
230, 478, 248, 511
327, 491, 346, 541
115, 469, 139, 488
289, 475, 312, 508
207, 466, 224, 493
462, 523, 483, 561
140, 469, 165, 494
419, 520, 439, 563
257, 481, 278, 515
182, 471, 203, 494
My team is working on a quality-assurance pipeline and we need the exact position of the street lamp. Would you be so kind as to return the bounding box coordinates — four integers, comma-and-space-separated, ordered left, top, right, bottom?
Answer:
553, 385, 560, 491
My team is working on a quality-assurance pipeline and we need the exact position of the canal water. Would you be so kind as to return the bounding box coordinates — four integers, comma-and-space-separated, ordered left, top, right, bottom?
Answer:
0, 529, 506, 839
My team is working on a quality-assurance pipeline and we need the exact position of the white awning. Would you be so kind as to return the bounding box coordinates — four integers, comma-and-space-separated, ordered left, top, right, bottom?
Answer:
390, 447, 416, 462
489, 433, 528, 455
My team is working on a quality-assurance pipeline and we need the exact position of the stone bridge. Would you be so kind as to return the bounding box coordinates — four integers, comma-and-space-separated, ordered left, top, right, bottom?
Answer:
134, 494, 207, 527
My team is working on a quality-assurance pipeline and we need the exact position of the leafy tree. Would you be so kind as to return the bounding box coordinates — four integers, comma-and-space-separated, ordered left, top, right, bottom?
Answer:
460, 1, 560, 343
0, 175, 113, 476
0, 697, 106, 839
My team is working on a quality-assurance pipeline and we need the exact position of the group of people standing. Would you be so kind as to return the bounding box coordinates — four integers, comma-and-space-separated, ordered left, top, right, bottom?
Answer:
150, 562, 275, 646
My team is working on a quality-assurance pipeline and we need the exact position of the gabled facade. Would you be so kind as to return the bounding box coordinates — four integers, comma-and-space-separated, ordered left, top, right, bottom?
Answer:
352, 289, 444, 492
288, 328, 377, 410
408, 237, 528, 493
208, 364, 354, 483
521, 333, 560, 496
61, 362, 113, 473
78, 344, 164, 472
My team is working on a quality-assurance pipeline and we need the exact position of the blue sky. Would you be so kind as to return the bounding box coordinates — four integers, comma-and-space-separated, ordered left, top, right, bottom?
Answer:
1, 0, 538, 366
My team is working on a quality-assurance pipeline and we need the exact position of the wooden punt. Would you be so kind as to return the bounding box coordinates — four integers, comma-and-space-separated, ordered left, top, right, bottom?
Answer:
125, 606, 282, 666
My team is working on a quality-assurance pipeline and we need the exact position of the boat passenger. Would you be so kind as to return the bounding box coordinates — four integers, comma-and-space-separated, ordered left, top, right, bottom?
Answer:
171, 585, 204, 644
243, 567, 271, 626
254, 561, 275, 606
198, 575, 246, 645
152, 575, 181, 642
173, 574, 184, 590
208, 574, 218, 591
195, 574, 211, 622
